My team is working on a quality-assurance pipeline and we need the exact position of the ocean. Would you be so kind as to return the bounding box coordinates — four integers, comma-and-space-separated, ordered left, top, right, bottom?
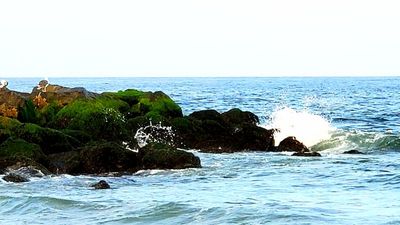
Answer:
1, 77, 399, 224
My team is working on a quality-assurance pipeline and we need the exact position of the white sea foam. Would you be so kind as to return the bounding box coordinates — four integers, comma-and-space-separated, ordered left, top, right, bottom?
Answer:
264, 107, 335, 147
134, 121, 175, 148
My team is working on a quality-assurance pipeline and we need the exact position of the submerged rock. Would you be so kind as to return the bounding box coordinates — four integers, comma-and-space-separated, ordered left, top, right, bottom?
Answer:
91, 180, 110, 189
2, 173, 29, 183
292, 151, 321, 157
343, 150, 364, 154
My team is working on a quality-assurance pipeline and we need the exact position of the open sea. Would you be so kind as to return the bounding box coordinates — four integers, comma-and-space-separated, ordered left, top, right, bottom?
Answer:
1, 77, 400, 225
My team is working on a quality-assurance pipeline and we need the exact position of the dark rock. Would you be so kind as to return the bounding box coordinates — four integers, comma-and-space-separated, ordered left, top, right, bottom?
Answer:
47, 151, 82, 175
12, 124, 79, 154
175, 109, 274, 153
91, 180, 110, 189
79, 142, 139, 174
0, 138, 47, 163
292, 151, 321, 157
140, 143, 201, 169
2, 173, 29, 182
277, 136, 309, 152
221, 108, 259, 125
189, 110, 226, 125
343, 150, 364, 154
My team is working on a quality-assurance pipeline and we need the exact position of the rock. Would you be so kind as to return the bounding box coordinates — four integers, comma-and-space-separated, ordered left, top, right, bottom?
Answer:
174, 109, 274, 153
30, 85, 98, 106
189, 110, 226, 125
91, 180, 110, 189
140, 143, 201, 169
0, 158, 50, 176
343, 150, 364, 154
79, 142, 139, 174
12, 123, 79, 154
0, 89, 29, 112
221, 108, 259, 125
47, 151, 82, 175
292, 151, 321, 157
2, 173, 29, 182
277, 136, 309, 152
0, 138, 47, 163
11, 166, 46, 178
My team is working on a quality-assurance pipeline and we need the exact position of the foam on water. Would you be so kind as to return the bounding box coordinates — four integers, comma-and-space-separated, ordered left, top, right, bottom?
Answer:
311, 130, 400, 154
264, 107, 335, 147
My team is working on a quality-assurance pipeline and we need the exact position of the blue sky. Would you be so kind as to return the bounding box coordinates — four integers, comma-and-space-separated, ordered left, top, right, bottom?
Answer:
1, 0, 400, 77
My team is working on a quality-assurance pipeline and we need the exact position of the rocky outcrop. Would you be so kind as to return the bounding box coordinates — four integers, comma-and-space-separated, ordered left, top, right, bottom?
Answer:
172, 108, 274, 153
1, 83, 280, 175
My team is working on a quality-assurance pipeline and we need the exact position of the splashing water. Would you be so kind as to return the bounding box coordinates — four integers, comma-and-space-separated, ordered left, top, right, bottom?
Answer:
265, 107, 335, 147
134, 121, 176, 148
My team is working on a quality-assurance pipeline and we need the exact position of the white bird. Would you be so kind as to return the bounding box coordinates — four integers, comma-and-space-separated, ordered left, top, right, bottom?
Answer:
37, 78, 49, 92
0, 80, 8, 89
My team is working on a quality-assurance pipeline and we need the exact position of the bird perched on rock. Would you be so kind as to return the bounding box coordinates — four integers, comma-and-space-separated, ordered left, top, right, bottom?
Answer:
37, 78, 49, 92
0, 80, 8, 90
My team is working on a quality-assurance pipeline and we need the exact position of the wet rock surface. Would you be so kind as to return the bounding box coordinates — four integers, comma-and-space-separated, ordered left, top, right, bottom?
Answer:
2, 173, 29, 183
343, 150, 364, 154
91, 180, 111, 189
277, 136, 309, 152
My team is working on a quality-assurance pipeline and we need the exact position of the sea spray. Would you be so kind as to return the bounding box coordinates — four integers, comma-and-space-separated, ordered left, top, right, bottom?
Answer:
265, 107, 334, 147
134, 121, 176, 148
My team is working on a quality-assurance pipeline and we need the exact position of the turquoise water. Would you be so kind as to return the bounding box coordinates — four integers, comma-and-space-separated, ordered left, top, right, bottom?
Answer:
1, 77, 400, 224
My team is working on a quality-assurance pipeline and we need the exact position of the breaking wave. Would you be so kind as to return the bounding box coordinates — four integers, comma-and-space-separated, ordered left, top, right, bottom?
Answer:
264, 107, 335, 147
264, 106, 400, 153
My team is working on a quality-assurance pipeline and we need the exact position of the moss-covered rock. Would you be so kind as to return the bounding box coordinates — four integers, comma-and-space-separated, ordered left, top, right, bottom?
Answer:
0, 116, 22, 130
79, 141, 139, 174
112, 89, 183, 119
140, 143, 201, 169
11, 123, 79, 154
54, 97, 128, 140
0, 138, 46, 162
0, 116, 79, 154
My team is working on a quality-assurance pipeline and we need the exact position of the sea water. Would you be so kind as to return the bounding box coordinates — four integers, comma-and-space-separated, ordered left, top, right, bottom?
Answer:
1, 77, 399, 224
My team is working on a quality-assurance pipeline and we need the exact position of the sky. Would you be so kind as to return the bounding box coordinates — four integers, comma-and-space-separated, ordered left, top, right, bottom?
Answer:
1, 0, 400, 77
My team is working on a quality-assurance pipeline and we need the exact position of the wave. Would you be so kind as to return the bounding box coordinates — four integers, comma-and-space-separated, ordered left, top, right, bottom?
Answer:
263, 106, 400, 153
311, 130, 400, 153
264, 107, 335, 147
